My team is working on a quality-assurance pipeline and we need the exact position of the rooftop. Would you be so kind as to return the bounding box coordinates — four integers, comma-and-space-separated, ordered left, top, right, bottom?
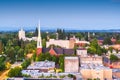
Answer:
80, 63, 110, 70
65, 56, 78, 59
27, 61, 55, 69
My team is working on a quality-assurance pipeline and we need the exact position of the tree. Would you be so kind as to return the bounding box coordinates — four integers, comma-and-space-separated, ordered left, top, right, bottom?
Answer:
5, 47, 16, 63
0, 40, 4, 54
42, 39, 46, 48
57, 29, 66, 39
88, 39, 105, 55
21, 59, 31, 69
0, 56, 6, 71
32, 52, 36, 61
101, 47, 107, 54
103, 37, 112, 45
108, 47, 113, 53
110, 54, 119, 62
34, 27, 38, 36
116, 40, 120, 44
75, 33, 82, 40
24, 42, 36, 54
8, 67, 22, 77
51, 55, 58, 63
17, 48, 24, 60
87, 47, 96, 55
59, 55, 64, 72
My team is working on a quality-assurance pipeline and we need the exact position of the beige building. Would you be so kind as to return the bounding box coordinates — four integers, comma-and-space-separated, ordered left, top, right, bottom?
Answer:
64, 57, 79, 72
80, 63, 112, 80
46, 39, 75, 49
46, 38, 90, 49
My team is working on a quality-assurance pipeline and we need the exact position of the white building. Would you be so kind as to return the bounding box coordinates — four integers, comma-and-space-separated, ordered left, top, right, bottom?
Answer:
18, 28, 38, 41
18, 28, 25, 40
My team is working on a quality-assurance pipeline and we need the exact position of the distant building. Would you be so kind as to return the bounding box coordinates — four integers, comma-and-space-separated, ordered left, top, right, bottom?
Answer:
18, 28, 25, 40
64, 56, 79, 73
18, 28, 37, 41
46, 38, 89, 49
80, 63, 112, 80
76, 48, 87, 57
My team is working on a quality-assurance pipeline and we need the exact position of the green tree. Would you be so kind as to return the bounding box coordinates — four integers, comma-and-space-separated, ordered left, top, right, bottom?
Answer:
21, 59, 31, 69
75, 33, 82, 40
116, 40, 120, 44
59, 55, 64, 72
110, 54, 119, 62
17, 48, 24, 60
108, 47, 113, 53
0, 40, 4, 54
57, 29, 66, 39
34, 27, 38, 36
103, 37, 112, 45
32, 52, 36, 61
88, 39, 104, 55
42, 39, 46, 48
5, 47, 16, 63
8, 67, 22, 77
0, 56, 6, 71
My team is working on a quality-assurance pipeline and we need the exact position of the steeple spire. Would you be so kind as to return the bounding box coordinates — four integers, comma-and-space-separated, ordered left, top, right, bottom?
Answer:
37, 20, 42, 55
38, 20, 41, 39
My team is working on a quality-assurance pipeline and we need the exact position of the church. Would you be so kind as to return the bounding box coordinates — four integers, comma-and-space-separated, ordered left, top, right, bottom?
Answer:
36, 21, 74, 56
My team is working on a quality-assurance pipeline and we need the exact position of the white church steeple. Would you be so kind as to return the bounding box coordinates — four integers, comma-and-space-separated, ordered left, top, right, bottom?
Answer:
37, 20, 42, 55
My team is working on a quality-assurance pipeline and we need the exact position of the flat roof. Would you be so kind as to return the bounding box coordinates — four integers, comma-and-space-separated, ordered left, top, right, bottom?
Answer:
80, 63, 111, 70
27, 61, 55, 69
65, 56, 78, 59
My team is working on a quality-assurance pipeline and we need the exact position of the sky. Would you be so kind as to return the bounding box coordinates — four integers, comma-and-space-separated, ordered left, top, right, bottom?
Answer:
0, 0, 120, 31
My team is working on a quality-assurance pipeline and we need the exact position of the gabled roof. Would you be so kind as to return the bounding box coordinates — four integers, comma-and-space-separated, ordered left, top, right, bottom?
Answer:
77, 48, 86, 50
42, 47, 74, 55
54, 48, 64, 54
64, 49, 74, 55
49, 48, 57, 55
42, 48, 50, 53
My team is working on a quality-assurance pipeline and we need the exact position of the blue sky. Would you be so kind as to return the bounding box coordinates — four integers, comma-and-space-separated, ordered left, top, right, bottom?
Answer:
0, 0, 120, 31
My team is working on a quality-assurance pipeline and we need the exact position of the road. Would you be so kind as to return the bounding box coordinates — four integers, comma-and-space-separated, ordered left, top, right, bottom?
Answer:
0, 70, 9, 80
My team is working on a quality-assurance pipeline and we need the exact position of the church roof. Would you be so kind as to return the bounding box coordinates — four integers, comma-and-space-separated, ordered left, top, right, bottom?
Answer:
42, 47, 74, 55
